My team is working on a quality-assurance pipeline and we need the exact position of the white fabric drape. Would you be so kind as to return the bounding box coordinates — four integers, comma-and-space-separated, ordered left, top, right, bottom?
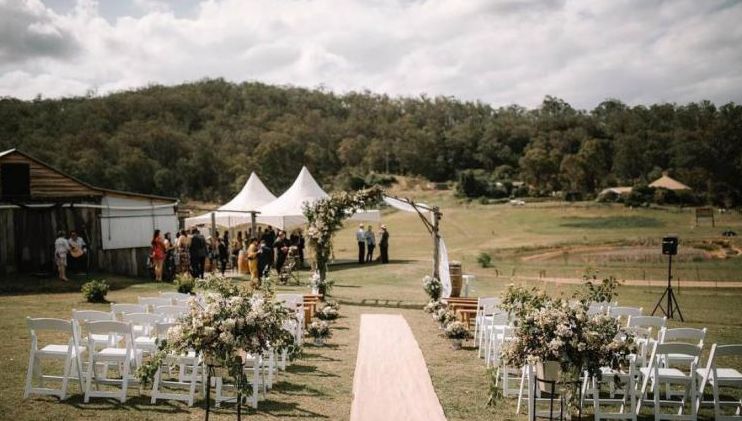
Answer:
383, 196, 432, 219
438, 237, 451, 298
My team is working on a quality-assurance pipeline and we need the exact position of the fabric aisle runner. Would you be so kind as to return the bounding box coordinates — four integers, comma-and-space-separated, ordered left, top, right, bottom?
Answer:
350, 314, 447, 421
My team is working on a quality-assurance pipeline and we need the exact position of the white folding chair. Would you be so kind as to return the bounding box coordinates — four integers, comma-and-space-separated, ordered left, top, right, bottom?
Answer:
214, 353, 266, 409
72, 309, 116, 351
637, 342, 700, 420
83, 320, 139, 403
660, 328, 706, 367
110, 303, 148, 320
150, 322, 201, 406
588, 303, 606, 316
154, 305, 189, 323
138, 297, 174, 311
628, 315, 666, 366
609, 306, 643, 325
484, 310, 511, 368
24, 317, 85, 400
276, 294, 304, 346
474, 297, 500, 357
696, 344, 742, 420
591, 356, 638, 421
159, 292, 191, 300
122, 313, 163, 354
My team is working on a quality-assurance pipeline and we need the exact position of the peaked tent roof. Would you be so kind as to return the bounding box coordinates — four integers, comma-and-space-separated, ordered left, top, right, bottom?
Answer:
649, 175, 691, 191
257, 166, 379, 230
185, 172, 276, 228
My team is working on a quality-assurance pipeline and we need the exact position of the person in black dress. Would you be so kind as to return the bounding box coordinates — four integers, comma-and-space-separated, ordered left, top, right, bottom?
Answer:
379, 225, 390, 263
274, 230, 291, 272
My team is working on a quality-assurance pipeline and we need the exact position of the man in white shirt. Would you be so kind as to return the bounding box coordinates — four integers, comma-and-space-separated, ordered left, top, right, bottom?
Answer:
356, 224, 366, 264
54, 231, 70, 281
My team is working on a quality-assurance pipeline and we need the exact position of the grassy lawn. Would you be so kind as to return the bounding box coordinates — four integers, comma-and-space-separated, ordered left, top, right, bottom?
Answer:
1, 197, 740, 420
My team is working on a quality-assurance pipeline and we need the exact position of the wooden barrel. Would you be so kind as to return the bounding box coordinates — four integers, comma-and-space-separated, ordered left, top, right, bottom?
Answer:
449, 261, 462, 297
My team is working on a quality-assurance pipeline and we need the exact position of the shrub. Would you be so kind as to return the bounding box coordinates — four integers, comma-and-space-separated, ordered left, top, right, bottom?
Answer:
317, 301, 340, 321
174, 273, 195, 294
81, 280, 109, 303
476, 252, 493, 268
432, 308, 456, 326
577, 271, 620, 304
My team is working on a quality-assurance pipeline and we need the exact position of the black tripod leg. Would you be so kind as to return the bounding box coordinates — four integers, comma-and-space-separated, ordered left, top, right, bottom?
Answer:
668, 288, 685, 322
652, 288, 670, 317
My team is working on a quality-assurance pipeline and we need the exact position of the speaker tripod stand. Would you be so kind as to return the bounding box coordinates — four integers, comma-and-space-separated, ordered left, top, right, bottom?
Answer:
652, 253, 684, 321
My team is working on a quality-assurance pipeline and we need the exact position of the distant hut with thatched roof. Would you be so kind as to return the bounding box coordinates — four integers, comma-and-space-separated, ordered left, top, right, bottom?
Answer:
649, 174, 691, 191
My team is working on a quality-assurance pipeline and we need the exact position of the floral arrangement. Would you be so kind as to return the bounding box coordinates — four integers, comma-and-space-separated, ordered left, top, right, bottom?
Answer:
317, 301, 340, 321
309, 271, 335, 296
432, 308, 456, 326
307, 320, 332, 340
174, 272, 195, 294
81, 280, 109, 303
422, 275, 442, 301
423, 300, 444, 314
499, 284, 549, 321
137, 274, 298, 395
303, 186, 383, 296
443, 321, 473, 340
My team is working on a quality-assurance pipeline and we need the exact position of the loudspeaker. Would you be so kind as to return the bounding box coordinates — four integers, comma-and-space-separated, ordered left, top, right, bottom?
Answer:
662, 236, 678, 256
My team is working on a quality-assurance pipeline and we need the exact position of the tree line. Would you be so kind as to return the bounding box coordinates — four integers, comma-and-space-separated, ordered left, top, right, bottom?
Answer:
0, 78, 740, 206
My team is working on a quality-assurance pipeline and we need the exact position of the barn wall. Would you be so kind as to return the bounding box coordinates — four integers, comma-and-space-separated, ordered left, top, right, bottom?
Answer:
0, 152, 101, 199
98, 247, 151, 278
0, 209, 15, 275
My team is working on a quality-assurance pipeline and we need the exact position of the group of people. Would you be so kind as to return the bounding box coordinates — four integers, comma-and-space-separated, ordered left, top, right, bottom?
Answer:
356, 224, 390, 264
54, 230, 89, 281
148, 225, 306, 283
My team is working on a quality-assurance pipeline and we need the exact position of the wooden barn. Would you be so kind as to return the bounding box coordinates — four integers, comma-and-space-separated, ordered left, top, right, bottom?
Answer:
0, 149, 178, 278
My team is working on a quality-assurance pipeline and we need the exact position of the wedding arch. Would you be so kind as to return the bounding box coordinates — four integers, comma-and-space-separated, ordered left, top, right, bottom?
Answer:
302, 187, 448, 298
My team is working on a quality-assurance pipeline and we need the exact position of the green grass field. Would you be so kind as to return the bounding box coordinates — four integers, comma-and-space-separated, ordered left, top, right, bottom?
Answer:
1, 195, 740, 420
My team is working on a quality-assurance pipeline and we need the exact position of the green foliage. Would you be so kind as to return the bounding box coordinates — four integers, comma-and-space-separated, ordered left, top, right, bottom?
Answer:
499, 284, 549, 321
578, 270, 620, 303
476, 252, 493, 268
422, 275, 442, 301
1, 81, 740, 206
174, 273, 195, 294
81, 280, 109, 303
443, 321, 473, 340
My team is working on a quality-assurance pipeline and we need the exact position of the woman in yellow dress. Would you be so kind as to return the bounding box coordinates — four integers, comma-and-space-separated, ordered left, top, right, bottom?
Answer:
246, 237, 259, 283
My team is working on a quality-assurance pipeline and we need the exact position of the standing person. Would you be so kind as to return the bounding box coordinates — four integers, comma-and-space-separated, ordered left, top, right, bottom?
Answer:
163, 232, 176, 281
274, 230, 290, 272
54, 231, 70, 281
262, 226, 276, 265
379, 225, 390, 263
257, 239, 272, 278
176, 229, 191, 274
68, 230, 88, 274
217, 236, 229, 275
356, 224, 366, 264
151, 229, 166, 281
246, 238, 259, 283
189, 228, 207, 278
365, 225, 376, 263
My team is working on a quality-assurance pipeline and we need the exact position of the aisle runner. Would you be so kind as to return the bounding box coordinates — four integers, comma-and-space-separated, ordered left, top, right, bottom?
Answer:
350, 314, 447, 421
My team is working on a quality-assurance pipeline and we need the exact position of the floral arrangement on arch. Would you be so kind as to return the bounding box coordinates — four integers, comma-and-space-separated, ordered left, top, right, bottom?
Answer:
137, 274, 298, 395
303, 186, 383, 296
422, 275, 442, 302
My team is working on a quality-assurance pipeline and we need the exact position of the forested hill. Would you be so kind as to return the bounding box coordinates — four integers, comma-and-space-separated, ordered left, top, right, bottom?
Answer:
0, 78, 740, 206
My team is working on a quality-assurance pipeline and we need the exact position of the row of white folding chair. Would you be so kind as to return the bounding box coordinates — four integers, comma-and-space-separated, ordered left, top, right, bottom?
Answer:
474, 297, 500, 355
637, 342, 702, 420
24, 317, 86, 400
82, 320, 141, 403
150, 321, 202, 406
484, 311, 512, 368
696, 343, 742, 420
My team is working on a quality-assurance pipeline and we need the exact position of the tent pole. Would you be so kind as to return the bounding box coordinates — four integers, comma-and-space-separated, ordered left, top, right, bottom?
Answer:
432, 207, 441, 280
211, 212, 216, 239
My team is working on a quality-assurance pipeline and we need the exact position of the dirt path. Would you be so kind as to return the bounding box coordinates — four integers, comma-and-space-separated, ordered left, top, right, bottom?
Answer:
518, 276, 742, 288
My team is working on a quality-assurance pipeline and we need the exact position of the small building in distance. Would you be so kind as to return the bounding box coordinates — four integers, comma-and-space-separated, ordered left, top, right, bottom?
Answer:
0, 148, 178, 277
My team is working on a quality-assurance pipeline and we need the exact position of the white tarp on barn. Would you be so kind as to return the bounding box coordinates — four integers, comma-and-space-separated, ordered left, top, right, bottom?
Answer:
100, 195, 178, 249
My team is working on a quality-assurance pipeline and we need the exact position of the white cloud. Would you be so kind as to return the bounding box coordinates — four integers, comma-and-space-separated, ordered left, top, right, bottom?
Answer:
0, 0, 741, 109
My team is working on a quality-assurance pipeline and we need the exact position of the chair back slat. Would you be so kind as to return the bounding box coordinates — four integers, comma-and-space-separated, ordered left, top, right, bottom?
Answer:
111, 304, 147, 316
85, 320, 133, 335
27, 317, 73, 332
714, 343, 742, 357
72, 309, 114, 322
655, 342, 701, 357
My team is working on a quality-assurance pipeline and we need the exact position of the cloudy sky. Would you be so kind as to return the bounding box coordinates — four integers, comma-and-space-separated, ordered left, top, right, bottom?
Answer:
1, 0, 741, 109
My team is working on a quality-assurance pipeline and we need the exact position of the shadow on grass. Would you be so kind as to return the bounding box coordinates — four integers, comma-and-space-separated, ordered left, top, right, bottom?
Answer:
254, 400, 330, 418
287, 364, 339, 378
301, 351, 342, 362
327, 259, 417, 273
63, 395, 190, 414
272, 381, 327, 397
0, 272, 155, 296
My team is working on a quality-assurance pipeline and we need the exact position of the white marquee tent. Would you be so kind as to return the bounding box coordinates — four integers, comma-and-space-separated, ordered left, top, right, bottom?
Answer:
185, 172, 276, 228
257, 166, 379, 230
